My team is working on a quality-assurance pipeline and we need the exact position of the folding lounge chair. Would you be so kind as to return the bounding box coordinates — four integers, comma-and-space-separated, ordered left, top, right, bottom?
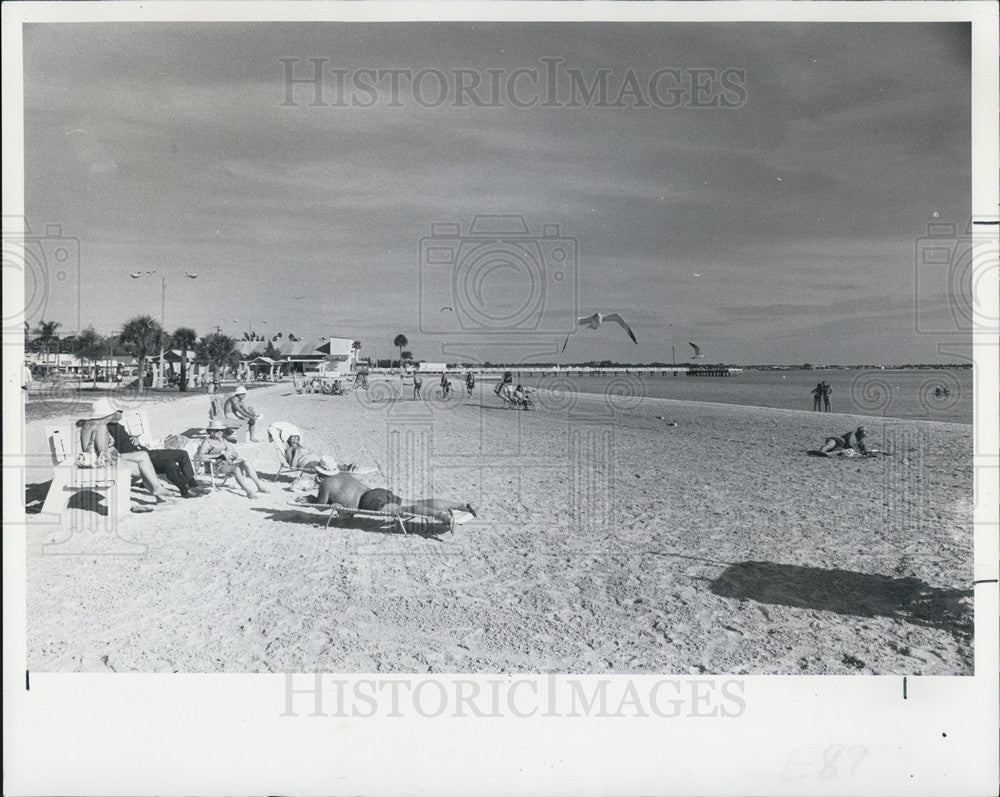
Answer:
267, 422, 378, 483
41, 426, 133, 520
288, 496, 472, 535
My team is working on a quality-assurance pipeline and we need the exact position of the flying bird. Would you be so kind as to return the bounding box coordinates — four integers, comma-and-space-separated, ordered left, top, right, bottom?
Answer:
441, 306, 454, 312
292, 296, 305, 301
184, 271, 199, 279
562, 312, 637, 352
689, 342, 705, 359
129, 271, 155, 278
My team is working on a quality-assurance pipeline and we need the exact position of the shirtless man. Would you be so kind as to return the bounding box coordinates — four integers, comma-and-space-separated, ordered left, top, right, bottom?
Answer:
224, 385, 262, 441
308, 456, 476, 523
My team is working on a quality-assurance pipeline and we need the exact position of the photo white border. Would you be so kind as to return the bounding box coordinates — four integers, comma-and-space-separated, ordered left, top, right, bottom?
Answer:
3, 2, 997, 795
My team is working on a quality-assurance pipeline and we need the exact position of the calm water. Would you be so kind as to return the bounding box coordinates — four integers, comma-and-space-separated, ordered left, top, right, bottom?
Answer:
518, 369, 973, 424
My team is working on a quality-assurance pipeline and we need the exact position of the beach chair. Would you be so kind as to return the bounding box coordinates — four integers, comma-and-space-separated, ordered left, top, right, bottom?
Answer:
194, 453, 234, 490
40, 426, 132, 520
288, 496, 472, 536
267, 422, 304, 482
266, 422, 378, 483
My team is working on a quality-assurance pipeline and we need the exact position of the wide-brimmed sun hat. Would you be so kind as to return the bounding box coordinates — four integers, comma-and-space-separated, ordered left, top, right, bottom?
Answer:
205, 419, 236, 432
314, 455, 339, 476
234, 385, 247, 395
88, 397, 123, 419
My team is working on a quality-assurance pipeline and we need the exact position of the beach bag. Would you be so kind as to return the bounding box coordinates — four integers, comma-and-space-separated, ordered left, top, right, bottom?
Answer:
162, 434, 187, 450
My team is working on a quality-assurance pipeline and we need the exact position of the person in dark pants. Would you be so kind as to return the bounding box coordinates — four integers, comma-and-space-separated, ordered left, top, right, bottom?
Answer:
106, 414, 206, 498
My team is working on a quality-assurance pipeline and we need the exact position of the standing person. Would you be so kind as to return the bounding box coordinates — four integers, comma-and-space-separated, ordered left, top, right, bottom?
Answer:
465, 370, 475, 396
440, 372, 451, 398
22, 361, 33, 391
811, 382, 824, 412
821, 380, 832, 412
196, 420, 268, 498
494, 370, 513, 400
413, 372, 423, 400
224, 385, 262, 441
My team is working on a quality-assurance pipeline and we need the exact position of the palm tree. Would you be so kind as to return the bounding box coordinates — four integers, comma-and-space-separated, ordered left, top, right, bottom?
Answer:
119, 315, 164, 392
172, 327, 198, 392
401, 350, 413, 366
393, 334, 408, 368
32, 320, 62, 374
74, 326, 108, 388
197, 332, 239, 386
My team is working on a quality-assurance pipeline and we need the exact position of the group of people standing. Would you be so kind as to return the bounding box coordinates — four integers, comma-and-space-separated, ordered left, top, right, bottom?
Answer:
811, 380, 833, 412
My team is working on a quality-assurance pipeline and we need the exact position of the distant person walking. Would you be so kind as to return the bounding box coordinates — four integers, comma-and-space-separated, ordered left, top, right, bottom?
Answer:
811, 382, 824, 412
821, 380, 832, 412
412, 373, 423, 400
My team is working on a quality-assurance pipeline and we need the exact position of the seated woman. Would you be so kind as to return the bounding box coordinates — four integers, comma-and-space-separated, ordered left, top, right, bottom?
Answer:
196, 420, 268, 498
79, 399, 168, 502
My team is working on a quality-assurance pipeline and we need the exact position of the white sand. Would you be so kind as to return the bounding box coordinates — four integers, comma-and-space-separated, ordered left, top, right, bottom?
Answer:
24, 381, 973, 674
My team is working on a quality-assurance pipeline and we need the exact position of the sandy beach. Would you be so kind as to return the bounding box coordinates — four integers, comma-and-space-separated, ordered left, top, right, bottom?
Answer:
22, 381, 973, 675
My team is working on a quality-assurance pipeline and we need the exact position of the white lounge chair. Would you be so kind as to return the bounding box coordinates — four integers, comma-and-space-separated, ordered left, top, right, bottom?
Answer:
287, 496, 472, 536
40, 426, 132, 521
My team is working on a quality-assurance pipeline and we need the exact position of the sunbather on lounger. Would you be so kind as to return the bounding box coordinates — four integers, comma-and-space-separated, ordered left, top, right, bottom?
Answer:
196, 420, 268, 498
307, 456, 476, 523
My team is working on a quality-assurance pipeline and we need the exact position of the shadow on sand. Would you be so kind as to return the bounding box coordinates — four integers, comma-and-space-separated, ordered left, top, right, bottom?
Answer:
251, 506, 446, 540
709, 561, 972, 638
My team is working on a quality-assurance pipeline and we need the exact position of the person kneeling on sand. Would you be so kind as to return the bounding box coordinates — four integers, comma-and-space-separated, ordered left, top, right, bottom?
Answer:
196, 420, 268, 498
307, 456, 476, 523
818, 425, 871, 457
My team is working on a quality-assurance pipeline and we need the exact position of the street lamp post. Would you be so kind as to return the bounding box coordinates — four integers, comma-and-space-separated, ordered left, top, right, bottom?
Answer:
130, 270, 197, 389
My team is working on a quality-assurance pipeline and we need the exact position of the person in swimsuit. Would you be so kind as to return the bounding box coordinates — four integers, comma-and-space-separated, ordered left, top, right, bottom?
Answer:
811, 382, 823, 412
465, 371, 475, 395
309, 456, 476, 523
818, 425, 870, 456
196, 420, 268, 497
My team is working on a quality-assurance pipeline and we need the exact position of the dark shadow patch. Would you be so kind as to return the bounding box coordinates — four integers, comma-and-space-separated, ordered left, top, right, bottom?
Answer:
710, 561, 973, 639
24, 481, 52, 514
251, 506, 446, 540
65, 488, 110, 516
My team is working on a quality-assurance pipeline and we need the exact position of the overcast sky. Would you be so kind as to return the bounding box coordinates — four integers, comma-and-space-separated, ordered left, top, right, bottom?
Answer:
23, 21, 971, 364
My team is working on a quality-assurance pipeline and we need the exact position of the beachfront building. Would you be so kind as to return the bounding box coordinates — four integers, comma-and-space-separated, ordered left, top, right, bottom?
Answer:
236, 336, 357, 378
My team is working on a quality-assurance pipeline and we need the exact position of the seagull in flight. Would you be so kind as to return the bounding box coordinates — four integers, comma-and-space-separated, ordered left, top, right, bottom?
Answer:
562, 312, 638, 352
689, 342, 705, 359
292, 296, 305, 301
441, 306, 454, 312
184, 271, 199, 279
129, 270, 156, 278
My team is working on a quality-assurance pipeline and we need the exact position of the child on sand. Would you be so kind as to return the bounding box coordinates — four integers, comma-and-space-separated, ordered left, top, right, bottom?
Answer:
817, 425, 871, 457
196, 420, 268, 498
